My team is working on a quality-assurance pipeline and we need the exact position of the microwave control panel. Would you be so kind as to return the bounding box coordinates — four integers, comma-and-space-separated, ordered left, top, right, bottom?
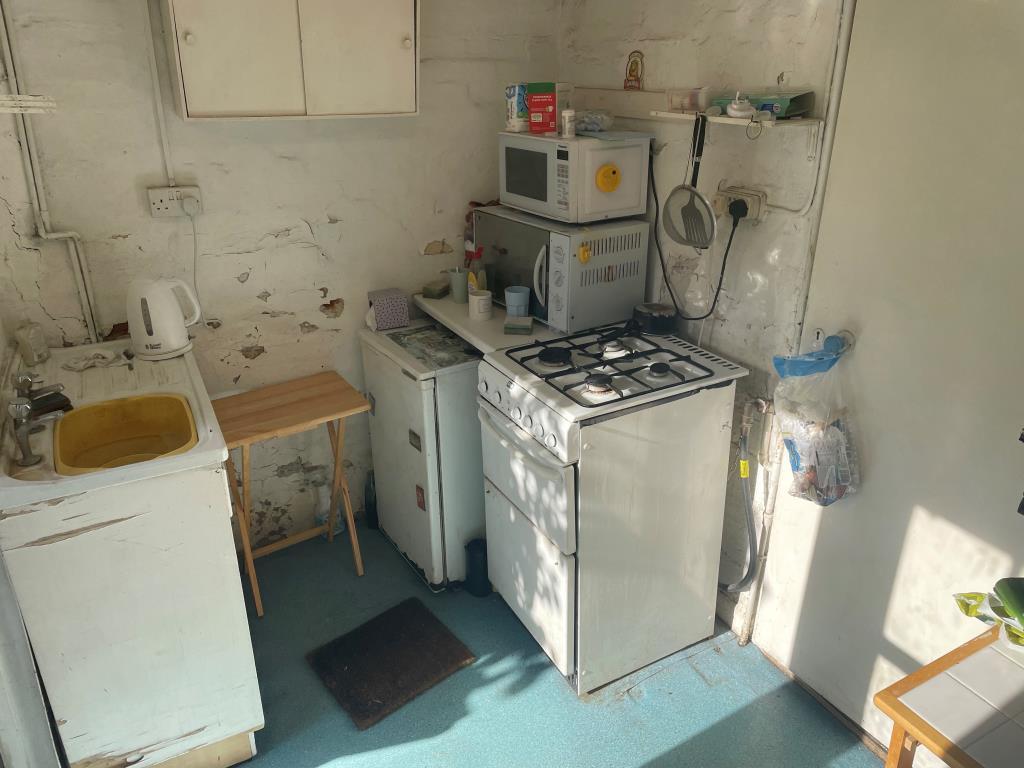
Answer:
555, 146, 570, 212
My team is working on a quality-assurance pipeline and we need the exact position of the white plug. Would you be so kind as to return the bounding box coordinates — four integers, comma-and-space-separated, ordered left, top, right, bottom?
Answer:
181, 195, 201, 218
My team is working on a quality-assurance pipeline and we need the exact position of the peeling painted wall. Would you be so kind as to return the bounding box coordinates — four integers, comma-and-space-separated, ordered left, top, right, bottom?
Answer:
558, 0, 844, 631
0, 0, 559, 545
559, 0, 841, 106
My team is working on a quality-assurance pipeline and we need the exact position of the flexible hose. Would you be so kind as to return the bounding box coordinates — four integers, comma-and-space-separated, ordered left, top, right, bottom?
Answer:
720, 433, 759, 593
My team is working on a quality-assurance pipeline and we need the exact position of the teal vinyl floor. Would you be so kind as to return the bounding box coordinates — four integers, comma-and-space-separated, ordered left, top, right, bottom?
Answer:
244, 529, 881, 768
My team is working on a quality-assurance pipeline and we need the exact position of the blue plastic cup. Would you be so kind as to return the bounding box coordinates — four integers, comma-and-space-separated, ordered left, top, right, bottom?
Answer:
504, 286, 530, 317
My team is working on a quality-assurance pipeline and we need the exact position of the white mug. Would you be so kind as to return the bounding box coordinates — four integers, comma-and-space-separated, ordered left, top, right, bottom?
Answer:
468, 289, 492, 322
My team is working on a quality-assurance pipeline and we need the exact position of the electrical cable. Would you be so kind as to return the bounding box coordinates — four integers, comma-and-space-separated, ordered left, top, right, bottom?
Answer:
650, 153, 747, 323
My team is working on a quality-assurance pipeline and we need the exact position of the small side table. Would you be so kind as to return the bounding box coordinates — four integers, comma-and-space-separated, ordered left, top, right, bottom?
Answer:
874, 627, 1024, 768
213, 371, 371, 617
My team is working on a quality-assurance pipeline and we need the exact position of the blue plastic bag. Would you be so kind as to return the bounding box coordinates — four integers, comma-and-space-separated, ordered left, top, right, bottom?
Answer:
772, 336, 859, 506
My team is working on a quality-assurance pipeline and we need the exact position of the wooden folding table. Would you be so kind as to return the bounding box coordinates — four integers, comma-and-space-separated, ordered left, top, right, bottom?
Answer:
874, 627, 1024, 768
213, 371, 371, 617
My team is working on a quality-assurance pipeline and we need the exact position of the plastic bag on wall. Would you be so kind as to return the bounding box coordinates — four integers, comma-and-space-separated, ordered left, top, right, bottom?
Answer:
772, 336, 859, 506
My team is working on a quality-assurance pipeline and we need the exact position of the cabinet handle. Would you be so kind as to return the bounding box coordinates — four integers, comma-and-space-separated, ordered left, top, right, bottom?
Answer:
401, 35, 413, 49
183, 31, 196, 45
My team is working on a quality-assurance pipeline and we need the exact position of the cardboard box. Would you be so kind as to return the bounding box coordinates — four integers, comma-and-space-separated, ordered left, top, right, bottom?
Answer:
527, 82, 573, 134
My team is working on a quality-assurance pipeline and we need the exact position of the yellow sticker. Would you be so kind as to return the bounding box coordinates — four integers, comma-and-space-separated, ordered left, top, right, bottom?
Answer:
578, 243, 592, 264
595, 162, 621, 193
739, 459, 750, 479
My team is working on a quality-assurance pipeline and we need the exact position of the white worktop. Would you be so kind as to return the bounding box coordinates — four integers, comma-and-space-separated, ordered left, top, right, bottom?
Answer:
414, 294, 557, 354
0, 341, 227, 509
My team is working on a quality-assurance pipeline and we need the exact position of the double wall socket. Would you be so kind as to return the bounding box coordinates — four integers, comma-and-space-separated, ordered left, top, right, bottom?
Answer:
713, 185, 766, 222
148, 185, 202, 218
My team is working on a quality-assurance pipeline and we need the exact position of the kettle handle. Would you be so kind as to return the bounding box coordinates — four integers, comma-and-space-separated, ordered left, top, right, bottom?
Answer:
167, 279, 202, 327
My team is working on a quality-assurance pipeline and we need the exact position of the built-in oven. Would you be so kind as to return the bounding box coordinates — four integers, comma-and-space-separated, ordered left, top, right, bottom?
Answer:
478, 400, 576, 677
498, 132, 651, 223
473, 205, 649, 333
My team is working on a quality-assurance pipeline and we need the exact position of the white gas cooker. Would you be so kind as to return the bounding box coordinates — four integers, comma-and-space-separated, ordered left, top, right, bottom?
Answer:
478, 320, 748, 462
478, 320, 748, 694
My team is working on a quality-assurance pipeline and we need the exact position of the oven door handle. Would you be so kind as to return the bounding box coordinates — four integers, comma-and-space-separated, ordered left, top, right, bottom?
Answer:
532, 244, 547, 308
477, 404, 566, 473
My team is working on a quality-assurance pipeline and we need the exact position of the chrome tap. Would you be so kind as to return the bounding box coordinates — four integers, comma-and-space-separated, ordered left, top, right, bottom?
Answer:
7, 397, 65, 467
13, 371, 65, 401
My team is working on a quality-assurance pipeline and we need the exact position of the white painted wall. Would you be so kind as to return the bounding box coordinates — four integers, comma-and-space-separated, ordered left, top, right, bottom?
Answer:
558, 0, 845, 623
752, 0, 1024, 762
0, 0, 559, 543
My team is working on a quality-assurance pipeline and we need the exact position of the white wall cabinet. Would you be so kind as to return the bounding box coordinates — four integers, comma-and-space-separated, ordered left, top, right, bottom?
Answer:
163, 0, 418, 119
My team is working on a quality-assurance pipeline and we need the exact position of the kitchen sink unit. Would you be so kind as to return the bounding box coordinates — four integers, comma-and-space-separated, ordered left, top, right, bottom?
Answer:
0, 342, 263, 768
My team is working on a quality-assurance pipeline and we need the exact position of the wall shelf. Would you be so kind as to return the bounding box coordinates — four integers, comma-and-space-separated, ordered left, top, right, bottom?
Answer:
649, 110, 823, 130
0, 94, 56, 114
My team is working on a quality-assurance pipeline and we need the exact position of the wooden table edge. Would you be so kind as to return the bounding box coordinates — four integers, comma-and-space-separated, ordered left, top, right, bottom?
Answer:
873, 627, 1000, 768
221, 403, 371, 449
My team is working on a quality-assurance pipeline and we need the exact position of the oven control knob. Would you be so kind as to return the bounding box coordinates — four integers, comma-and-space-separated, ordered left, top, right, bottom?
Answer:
523, 414, 533, 428
553, 271, 565, 287
478, 381, 488, 395
553, 295, 564, 311
533, 423, 545, 438
512, 406, 522, 420
493, 391, 502, 404
545, 434, 557, 449
553, 245, 566, 264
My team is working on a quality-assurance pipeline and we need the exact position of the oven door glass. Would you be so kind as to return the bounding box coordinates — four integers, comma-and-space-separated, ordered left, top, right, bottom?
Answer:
475, 212, 550, 323
504, 146, 549, 202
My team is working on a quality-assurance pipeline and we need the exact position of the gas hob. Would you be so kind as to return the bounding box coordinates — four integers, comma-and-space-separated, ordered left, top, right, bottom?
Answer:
478, 321, 748, 461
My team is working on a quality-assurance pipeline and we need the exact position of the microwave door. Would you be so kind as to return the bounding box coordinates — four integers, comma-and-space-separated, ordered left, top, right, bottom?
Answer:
475, 214, 550, 324
504, 146, 549, 204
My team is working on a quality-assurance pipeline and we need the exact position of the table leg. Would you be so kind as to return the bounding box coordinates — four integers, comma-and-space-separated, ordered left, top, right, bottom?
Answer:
236, 446, 264, 618
884, 725, 918, 768
327, 419, 364, 576
326, 421, 340, 544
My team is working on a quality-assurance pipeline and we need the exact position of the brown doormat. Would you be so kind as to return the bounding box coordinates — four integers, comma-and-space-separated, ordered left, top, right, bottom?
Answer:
307, 597, 476, 730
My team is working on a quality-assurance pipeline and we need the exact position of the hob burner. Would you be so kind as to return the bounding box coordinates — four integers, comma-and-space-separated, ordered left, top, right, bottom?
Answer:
601, 339, 625, 355
538, 347, 572, 368
584, 373, 615, 394
649, 362, 671, 378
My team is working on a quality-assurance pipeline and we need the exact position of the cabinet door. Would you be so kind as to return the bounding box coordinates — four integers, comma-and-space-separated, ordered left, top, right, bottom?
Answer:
169, 0, 306, 117
297, 0, 417, 115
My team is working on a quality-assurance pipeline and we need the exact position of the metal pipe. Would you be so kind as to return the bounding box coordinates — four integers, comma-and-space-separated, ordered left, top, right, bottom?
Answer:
0, 0, 100, 342
738, 408, 784, 646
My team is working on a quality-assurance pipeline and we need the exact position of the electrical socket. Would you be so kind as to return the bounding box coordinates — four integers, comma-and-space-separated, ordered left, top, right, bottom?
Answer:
147, 185, 202, 218
713, 185, 766, 222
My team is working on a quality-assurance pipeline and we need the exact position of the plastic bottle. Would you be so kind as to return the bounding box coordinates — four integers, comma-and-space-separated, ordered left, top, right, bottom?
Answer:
14, 321, 49, 366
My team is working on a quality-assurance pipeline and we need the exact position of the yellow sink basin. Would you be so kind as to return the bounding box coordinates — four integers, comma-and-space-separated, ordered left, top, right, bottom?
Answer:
54, 394, 198, 476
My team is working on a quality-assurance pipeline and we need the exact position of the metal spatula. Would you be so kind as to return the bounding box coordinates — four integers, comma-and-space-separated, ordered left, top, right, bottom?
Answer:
662, 115, 717, 249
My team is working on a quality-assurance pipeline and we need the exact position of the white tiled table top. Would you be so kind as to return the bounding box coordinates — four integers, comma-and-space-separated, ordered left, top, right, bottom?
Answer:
901, 643, 1024, 767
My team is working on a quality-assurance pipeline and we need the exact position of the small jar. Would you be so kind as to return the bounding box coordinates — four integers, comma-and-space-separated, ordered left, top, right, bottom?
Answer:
561, 108, 576, 138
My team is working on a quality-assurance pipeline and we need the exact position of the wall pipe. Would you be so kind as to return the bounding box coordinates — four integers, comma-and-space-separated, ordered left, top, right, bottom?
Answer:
765, 0, 857, 221
0, 0, 100, 343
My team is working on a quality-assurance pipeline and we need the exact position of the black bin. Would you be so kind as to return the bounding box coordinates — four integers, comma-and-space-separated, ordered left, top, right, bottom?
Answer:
464, 538, 491, 597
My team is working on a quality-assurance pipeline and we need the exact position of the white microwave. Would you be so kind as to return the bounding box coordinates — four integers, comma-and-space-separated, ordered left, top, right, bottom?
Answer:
498, 132, 651, 223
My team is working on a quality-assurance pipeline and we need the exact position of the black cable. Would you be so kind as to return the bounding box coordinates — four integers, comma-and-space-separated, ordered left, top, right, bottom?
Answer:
676, 216, 740, 322
649, 149, 747, 322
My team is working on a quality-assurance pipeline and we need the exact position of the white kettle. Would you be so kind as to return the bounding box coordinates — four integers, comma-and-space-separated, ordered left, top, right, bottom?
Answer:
126, 278, 202, 361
